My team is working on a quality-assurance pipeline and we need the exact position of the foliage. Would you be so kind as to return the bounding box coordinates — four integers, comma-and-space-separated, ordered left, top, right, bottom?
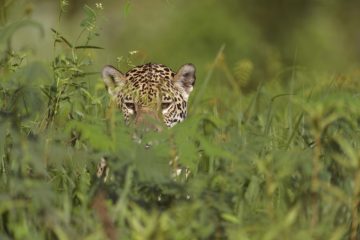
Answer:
1, 1, 360, 240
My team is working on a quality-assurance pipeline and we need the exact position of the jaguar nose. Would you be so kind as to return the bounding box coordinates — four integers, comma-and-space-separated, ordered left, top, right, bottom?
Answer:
134, 107, 163, 132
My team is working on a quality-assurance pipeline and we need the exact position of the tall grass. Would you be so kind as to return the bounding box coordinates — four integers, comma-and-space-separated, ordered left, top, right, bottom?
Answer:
1, 1, 360, 240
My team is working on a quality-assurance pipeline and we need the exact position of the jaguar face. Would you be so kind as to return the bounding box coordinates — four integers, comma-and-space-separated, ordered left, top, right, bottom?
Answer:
102, 63, 196, 129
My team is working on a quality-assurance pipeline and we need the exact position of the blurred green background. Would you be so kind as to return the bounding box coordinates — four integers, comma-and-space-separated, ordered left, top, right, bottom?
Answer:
7, 0, 360, 78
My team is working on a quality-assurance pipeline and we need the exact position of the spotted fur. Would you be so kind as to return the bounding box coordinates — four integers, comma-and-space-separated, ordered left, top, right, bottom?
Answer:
102, 63, 196, 127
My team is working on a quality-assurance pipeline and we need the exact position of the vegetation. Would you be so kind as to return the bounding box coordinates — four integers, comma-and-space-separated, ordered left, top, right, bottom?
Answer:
1, 0, 360, 239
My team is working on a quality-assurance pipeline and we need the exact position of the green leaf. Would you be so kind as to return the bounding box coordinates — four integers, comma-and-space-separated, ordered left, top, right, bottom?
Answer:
123, 0, 132, 17
244, 176, 261, 203
75, 45, 104, 50
83, 5, 96, 20
221, 213, 240, 224
51, 28, 73, 48
198, 135, 237, 161
66, 120, 113, 151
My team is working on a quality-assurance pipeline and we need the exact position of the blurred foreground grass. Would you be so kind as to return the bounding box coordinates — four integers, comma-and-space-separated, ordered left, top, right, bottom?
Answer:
1, 1, 360, 239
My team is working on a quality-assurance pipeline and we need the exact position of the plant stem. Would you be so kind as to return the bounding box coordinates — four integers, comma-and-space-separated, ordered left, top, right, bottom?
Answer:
311, 133, 321, 229
350, 169, 360, 240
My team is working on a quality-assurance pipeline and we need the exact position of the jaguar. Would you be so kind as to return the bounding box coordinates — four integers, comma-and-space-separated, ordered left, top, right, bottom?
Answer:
97, 62, 196, 179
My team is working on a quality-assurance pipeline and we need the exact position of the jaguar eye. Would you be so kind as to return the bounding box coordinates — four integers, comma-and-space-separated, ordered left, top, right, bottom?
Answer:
161, 102, 171, 110
124, 102, 135, 110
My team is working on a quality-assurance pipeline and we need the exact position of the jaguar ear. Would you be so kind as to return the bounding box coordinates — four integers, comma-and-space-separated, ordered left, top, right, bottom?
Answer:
173, 64, 196, 98
102, 65, 126, 95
